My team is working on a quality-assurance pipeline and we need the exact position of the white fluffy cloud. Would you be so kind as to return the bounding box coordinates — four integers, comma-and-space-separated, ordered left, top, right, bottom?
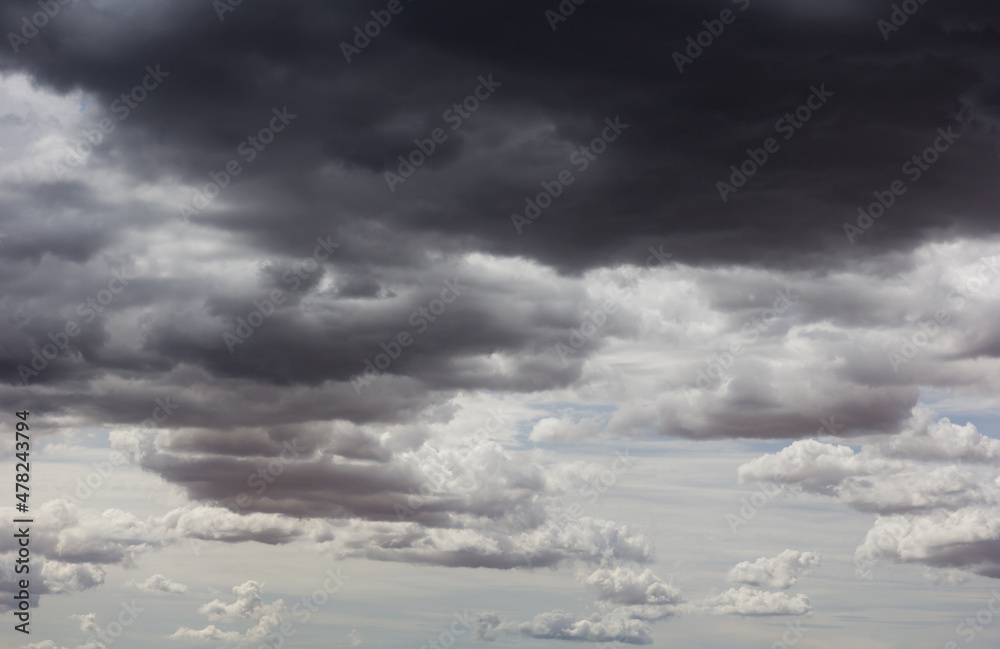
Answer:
581, 566, 683, 606
739, 407, 1000, 578
875, 408, 1000, 463
726, 550, 821, 590
198, 580, 266, 621
168, 624, 243, 644
337, 512, 655, 570
699, 587, 812, 617
40, 560, 107, 594
129, 574, 188, 594
170, 580, 286, 646
474, 606, 658, 645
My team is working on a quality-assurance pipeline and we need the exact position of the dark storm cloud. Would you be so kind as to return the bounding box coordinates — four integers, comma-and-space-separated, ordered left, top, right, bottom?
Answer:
1, 0, 998, 269
1, 0, 997, 402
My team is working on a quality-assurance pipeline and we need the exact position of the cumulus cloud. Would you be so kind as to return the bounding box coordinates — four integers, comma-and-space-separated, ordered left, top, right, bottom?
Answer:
737, 420, 997, 515
474, 566, 682, 646
199, 581, 266, 621
855, 508, 1000, 579
726, 550, 821, 590
740, 408, 1000, 578
474, 607, 656, 645
0, 553, 105, 612
170, 580, 286, 646
0, 498, 336, 612
581, 567, 683, 606
168, 624, 243, 644
0, 500, 159, 566
699, 587, 812, 617
875, 407, 1000, 463
337, 513, 655, 570
129, 574, 188, 594
531, 416, 605, 443
40, 560, 106, 594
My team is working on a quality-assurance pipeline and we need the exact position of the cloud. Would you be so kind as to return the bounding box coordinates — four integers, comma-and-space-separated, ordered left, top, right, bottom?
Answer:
70, 611, 98, 635
129, 574, 188, 594
337, 513, 655, 570
349, 629, 362, 647
0, 553, 105, 612
40, 560, 107, 594
726, 550, 820, 590
170, 580, 286, 646
739, 408, 1000, 578
531, 415, 605, 442
168, 624, 243, 644
475, 566, 682, 646
699, 587, 812, 617
198, 581, 266, 621
580, 567, 684, 606
474, 607, 657, 645
158, 505, 336, 546
855, 508, 1000, 579
875, 407, 1000, 463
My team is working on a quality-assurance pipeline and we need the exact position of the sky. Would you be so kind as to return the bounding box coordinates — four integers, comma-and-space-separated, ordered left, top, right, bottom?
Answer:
1, 0, 1000, 648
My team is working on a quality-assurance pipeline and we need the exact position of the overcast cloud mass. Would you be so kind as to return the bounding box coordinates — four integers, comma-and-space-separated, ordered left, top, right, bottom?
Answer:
0, 0, 999, 647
